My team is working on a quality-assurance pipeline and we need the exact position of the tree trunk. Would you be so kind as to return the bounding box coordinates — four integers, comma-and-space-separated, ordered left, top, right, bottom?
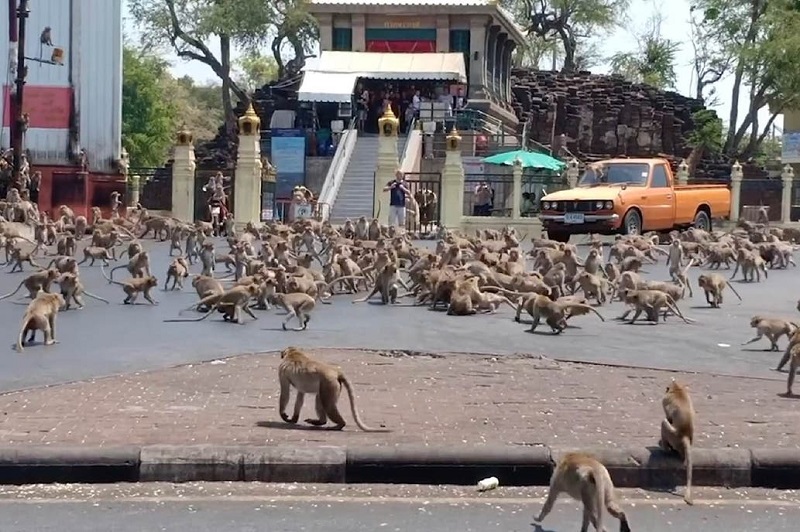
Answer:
686, 145, 704, 177
272, 34, 287, 79
219, 34, 235, 138
560, 33, 576, 72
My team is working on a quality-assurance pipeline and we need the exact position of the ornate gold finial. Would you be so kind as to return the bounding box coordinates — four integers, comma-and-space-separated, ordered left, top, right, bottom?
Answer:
446, 125, 462, 152
238, 102, 261, 136
381, 106, 396, 120
176, 124, 193, 146
378, 106, 399, 138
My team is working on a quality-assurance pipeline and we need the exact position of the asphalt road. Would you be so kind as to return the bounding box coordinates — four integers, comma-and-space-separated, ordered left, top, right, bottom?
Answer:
0, 238, 795, 392
0, 483, 796, 532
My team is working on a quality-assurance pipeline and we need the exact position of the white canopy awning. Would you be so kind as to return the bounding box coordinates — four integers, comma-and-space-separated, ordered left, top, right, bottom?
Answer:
307, 51, 468, 83
297, 71, 359, 103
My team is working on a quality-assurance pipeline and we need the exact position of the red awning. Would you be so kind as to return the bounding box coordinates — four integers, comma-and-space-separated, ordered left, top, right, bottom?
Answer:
366, 40, 436, 54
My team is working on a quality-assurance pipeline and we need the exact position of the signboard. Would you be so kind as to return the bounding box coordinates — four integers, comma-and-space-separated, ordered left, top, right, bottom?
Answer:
294, 203, 313, 219
2, 85, 72, 128
782, 132, 800, 164
271, 129, 306, 199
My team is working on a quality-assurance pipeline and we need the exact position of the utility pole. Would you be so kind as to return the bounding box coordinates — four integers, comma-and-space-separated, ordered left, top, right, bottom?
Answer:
11, 0, 29, 190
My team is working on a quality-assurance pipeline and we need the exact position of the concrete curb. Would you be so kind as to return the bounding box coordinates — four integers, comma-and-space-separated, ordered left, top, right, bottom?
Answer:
0, 445, 797, 488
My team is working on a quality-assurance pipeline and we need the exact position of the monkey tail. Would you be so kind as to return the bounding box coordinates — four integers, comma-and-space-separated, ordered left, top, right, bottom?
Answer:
82, 290, 110, 304
666, 298, 694, 324
0, 280, 25, 301
338, 374, 390, 433
724, 280, 744, 301
583, 304, 606, 322
99, 265, 120, 285
375, 200, 381, 220
104, 264, 125, 283
683, 436, 693, 505
16, 315, 30, 352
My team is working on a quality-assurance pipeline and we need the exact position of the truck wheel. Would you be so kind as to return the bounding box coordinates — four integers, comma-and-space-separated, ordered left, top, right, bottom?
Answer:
622, 209, 642, 236
547, 230, 570, 243
693, 210, 711, 231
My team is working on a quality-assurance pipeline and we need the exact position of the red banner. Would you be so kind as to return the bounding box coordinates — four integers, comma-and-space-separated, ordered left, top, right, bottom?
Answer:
366, 40, 436, 53
3, 85, 72, 129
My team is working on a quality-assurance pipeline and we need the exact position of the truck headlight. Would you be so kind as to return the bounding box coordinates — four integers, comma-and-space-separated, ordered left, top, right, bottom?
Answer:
595, 201, 604, 209
543, 202, 550, 210
551, 202, 558, 210
604, 201, 613, 209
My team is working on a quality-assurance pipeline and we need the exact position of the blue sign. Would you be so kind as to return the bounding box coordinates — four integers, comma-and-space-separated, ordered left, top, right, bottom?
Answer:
271, 128, 306, 198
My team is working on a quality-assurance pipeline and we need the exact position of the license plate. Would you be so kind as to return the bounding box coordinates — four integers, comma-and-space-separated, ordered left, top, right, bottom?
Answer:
564, 212, 585, 224
211, 207, 221, 215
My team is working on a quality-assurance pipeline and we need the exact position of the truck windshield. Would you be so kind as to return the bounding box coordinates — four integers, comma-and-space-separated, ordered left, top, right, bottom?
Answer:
577, 163, 650, 187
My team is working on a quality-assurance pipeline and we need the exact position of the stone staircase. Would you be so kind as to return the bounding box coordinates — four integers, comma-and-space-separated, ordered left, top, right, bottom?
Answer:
330, 134, 407, 223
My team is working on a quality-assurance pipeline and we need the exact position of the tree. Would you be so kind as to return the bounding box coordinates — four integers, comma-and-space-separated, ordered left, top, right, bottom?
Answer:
685, 109, 724, 174
609, 9, 679, 89
688, 6, 733, 104
691, 0, 800, 158
506, 0, 630, 72
121, 46, 177, 167
128, 0, 316, 136
234, 51, 279, 92
269, 0, 319, 79
162, 76, 225, 142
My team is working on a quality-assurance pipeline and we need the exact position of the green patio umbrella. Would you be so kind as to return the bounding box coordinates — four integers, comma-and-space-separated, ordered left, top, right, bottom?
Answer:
482, 150, 566, 171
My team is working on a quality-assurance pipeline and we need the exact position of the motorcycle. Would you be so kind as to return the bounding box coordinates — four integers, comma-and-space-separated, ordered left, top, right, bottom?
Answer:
208, 198, 227, 236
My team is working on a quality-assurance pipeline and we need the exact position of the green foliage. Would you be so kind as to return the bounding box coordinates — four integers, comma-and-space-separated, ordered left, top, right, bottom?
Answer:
504, 0, 629, 71
235, 51, 279, 92
121, 46, 177, 167
687, 109, 724, 155
609, 10, 679, 89
164, 77, 225, 142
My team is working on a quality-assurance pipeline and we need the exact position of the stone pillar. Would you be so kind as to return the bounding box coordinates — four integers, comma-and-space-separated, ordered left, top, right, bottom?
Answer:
318, 14, 333, 51
502, 41, 516, 102
468, 18, 487, 99
677, 159, 690, 185
782, 163, 794, 223
566, 158, 580, 188
129, 174, 141, 207
171, 125, 196, 221
441, 126, 465, 228
436, 15, 449, 52
511, 157, 522, 219
117, 147, 134, 208
494, 32, 507, 100
730, 160, 743, 221
486, 25, 500, 99
352, 14, 366, 52
234, 103, 263, 226
374, 107, 399, 225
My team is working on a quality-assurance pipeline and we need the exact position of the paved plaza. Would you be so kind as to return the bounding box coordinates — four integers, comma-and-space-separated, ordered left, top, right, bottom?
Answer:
0, 239, 796, 393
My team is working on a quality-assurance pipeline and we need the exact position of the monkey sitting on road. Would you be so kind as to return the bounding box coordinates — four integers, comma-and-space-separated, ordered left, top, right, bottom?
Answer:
16, 292, 65, 352
743, 316, 798, 352
351, 262, 407, 305
278, 346, 389, 432
534, 451, 631, 532
660, 379, 696, 505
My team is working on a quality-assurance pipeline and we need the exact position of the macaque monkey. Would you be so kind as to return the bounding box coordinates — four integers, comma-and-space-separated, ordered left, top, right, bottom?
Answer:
660, 379, 695, 505
105, 250, 151, 281
7, 244, 43, 273
55, 234, 76, 256
618, 289, 694, 325
45, 255, 78, 274
782, 343, 800, 396
170, 284, 259, 324
697, 273, 742, 308
278, 346, 389, 432
534, 451, 631, 532
522, 293, 605, 334
0, 268, 59, 300
264, 280, 316, 330
351, 263, 407, 305
40, 26, 53, 46
742, 316, 797, 351
666, 238, 684, 281
16, 292, 65, 352
164, 257, 190, 290
575, 271, 609, 305
77, 246, 115, 267
102, 270, 159, 305
57, 272, 109, 310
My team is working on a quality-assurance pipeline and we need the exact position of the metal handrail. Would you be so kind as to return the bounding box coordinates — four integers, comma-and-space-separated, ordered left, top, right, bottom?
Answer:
318, 116, 358, 221
400, 116, 417, 162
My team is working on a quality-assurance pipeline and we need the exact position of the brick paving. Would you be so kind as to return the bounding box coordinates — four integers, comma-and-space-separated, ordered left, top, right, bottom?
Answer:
0, 349, 797, 449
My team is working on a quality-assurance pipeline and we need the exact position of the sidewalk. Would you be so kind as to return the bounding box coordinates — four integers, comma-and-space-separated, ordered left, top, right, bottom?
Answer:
1, 349, 796, 450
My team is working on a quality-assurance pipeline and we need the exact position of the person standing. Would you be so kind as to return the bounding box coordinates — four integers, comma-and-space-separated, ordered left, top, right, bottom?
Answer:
383, 170, 410, 229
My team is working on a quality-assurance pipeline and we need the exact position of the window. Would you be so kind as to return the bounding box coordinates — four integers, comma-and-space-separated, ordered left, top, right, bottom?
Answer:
332, 28, 352, 51
449, 29, 470, 80
651, 164, 669, 188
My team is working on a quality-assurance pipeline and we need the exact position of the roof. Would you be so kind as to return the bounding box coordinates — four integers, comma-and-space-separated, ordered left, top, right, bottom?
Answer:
303, 51, 468, 84
298, 71, 359, 103
308, 0, 526, 45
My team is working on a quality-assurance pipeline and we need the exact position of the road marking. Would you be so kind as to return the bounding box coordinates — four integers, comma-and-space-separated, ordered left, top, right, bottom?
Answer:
0, 495, 794, 507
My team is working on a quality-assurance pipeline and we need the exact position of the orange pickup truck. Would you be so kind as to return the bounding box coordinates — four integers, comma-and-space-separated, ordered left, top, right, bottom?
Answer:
538, 158, 731, 242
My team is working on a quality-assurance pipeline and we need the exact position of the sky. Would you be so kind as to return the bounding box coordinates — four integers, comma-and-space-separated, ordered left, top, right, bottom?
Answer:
121, 0, 782, 134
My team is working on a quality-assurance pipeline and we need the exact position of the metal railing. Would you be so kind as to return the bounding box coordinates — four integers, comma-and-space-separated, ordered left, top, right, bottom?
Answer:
463, 174, 515, 218
318, 116, 358, 221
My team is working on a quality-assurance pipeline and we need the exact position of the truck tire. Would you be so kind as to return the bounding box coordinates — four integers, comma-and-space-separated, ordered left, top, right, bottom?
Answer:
693, 209, 711, 231
622, 209, 642, 236
547, 230, 571, 243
